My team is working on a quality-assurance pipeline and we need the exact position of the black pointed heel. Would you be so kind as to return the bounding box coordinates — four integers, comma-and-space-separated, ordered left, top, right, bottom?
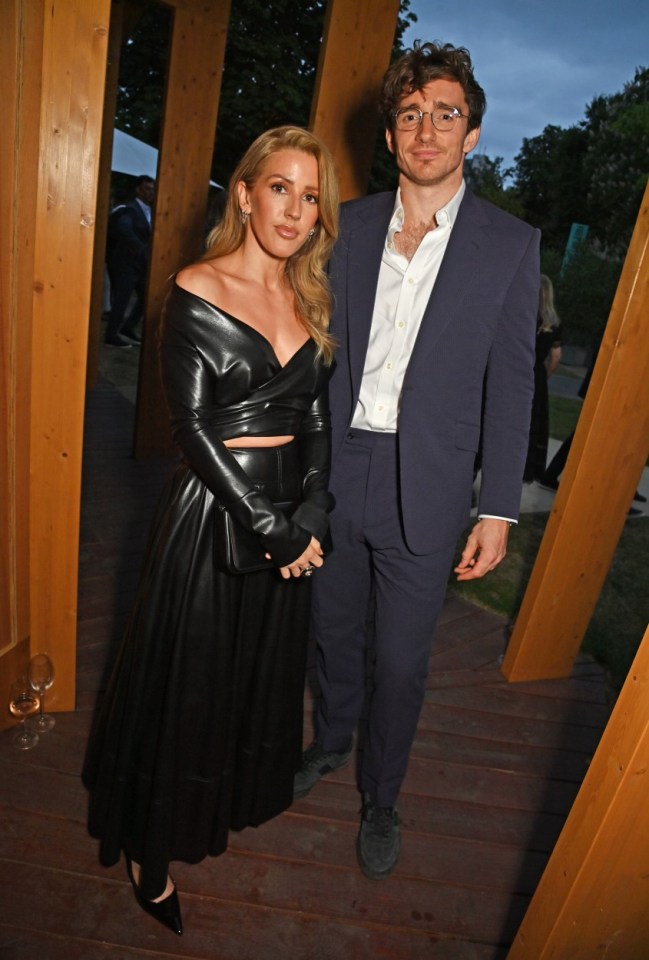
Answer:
126, 858, 183, 935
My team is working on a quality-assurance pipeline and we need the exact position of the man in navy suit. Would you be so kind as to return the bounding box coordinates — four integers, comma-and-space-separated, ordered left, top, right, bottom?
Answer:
294, 42, 540, 878
104, 175, 155, 346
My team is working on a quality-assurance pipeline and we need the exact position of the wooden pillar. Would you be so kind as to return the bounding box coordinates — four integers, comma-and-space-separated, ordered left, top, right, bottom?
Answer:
310, 0, 401, 201
502, 182, 649, 681
86, 0, 127, 390
28, 0, 111, 710
0, 0, 43, 728
133, 0, 230, 458
507, 624, 649, 958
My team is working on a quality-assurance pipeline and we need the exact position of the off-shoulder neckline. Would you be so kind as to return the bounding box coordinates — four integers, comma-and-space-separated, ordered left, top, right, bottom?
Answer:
172, 280, 313, 370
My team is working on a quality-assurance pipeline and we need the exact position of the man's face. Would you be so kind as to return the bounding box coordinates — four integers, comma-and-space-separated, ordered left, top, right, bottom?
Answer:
386, 78, 480, 190
137, 180, 155, 205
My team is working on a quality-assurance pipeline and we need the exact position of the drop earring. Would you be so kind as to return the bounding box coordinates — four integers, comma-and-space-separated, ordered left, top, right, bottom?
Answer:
240, 209, 249, 225
307, 227, 316, 240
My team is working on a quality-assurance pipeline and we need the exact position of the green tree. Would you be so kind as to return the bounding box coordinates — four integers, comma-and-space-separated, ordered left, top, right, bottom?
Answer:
547, 244, 622, 348
115, 4, 172, 147
212, 0, 327, 185
513, 123, 589, 249
216, 0, 417, 189
113, 1, 418, 188
512, 67, 649, 256
464, 153, 524, 217
583, 67, 649, 254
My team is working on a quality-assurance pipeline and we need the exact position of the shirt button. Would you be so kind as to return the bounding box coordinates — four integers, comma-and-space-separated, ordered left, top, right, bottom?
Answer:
408, 277, 416, 285
398, 321, 405, 328
386, 362, 393, 369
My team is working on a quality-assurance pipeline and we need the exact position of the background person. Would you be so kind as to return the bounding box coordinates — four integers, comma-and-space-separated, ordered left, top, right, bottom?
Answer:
104, 174, 155, 347
523, 273, 562, 482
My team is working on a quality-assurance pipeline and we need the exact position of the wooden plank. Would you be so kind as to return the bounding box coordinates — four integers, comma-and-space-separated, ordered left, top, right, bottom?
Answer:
503, 181, 649, 681
0, 800, 546, 899
310, 0, 401, 200
134, 0, 231, 457
410, 728, 595, 783
86, 1, 124, 390
28, 0, 111, 711
0, 862, 501, 960
0, 0, 44, 726
507, 625, 649, 958
417, 702, 604, 754
424, 685, 611, 728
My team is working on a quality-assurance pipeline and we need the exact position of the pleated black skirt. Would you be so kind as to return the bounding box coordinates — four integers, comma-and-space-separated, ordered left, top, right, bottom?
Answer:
83, 442, 311, 899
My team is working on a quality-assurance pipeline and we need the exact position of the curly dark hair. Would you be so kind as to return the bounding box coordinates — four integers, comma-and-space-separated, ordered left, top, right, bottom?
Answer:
380, 41, 486, 132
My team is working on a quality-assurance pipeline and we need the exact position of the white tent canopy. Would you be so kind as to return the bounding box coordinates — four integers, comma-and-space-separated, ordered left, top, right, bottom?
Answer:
111, 128, 158, 178
111, 128, 221, 187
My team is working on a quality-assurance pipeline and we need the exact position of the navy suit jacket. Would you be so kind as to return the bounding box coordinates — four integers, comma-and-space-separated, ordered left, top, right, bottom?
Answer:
106, 199, 151, 275
327, 187, 540, 554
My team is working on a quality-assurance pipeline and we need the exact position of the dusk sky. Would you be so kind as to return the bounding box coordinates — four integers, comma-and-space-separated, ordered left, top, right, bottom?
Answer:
404, 0, 648, 171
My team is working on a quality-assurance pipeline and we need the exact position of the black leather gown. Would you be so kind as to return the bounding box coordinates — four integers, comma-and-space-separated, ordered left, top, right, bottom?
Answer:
84, 283, 334, 898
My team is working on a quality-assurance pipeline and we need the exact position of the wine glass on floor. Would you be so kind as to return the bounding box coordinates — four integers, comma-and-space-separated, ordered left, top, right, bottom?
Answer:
27, 653, 56, 732
9, 677, 40, 750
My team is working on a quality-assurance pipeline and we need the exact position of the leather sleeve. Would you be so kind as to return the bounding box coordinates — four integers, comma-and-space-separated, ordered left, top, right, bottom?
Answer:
291, 383, 334, 544
158, 305, 311, 567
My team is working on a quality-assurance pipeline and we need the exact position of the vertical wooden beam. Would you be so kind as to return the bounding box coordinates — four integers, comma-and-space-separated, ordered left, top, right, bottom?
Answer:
0, 0, 43, 728
507, 625, 649, 958
502, 183, 649, 681
87, 0, 126, 390
29, 0, 111, 710
310, 0, 400, 201
134, 0, 231, 458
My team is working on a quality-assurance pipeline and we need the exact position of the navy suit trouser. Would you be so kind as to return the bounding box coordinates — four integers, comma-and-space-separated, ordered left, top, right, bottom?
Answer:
312, 429, 457, 808
105, 263, 145, 342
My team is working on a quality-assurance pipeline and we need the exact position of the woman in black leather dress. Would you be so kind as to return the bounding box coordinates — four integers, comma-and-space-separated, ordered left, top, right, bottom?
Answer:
83, 126, 339, 934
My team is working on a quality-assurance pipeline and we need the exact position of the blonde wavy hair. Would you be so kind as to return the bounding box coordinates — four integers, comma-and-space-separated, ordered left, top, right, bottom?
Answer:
203, 126, 339, 364
538, 274, 560, 333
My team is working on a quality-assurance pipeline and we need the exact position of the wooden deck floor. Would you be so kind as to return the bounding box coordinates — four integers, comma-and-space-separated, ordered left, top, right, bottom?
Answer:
0, 378, 613, 959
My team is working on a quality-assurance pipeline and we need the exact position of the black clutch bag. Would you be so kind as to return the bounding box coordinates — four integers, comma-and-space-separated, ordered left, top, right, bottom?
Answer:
214, 501, 298, 574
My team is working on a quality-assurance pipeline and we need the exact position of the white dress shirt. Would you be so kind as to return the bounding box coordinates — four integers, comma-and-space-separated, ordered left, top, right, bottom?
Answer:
351, 181, 514, 525
352, 182, 464, 432
136, 197, 152, 225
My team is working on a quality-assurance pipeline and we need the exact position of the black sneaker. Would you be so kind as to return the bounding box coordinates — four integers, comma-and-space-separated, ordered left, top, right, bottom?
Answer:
105, 334, 133, 348
293, 741, 352, 799
356, 794, 400, 879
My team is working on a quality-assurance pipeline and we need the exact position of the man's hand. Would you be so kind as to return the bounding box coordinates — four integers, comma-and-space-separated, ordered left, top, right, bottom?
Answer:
454, 518, 510, 581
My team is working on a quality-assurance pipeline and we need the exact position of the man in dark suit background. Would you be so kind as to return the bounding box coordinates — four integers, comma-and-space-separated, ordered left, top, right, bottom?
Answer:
104, 174, 155, 347
294, 42, 540, 879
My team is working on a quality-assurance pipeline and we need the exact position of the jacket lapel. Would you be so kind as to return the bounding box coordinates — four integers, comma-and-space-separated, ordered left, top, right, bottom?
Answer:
405, 189, 491, 381
344, 194, 394, 401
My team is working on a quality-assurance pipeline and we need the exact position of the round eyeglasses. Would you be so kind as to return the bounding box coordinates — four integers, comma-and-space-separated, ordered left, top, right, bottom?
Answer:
392, 106, 467, 132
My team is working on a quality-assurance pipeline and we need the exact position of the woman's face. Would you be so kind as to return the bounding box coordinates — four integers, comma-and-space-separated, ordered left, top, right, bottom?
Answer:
238, 149, 320, 259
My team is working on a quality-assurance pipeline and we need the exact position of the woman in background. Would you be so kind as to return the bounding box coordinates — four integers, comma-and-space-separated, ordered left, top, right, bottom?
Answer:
84, 126, 338, 935
524, 273, 562, 483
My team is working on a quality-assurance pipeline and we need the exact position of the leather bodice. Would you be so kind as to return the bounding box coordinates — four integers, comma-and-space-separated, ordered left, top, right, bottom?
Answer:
163, 283, 329, 440
158, 282, 334, 566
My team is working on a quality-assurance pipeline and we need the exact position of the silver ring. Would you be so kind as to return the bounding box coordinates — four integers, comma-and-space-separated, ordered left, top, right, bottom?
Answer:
301, 565, 313, 578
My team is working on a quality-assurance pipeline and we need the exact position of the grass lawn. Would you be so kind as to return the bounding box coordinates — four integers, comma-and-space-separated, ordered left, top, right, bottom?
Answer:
449, 511, 649, 693
451, 394, 649, 692
548, 395, 581, 441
